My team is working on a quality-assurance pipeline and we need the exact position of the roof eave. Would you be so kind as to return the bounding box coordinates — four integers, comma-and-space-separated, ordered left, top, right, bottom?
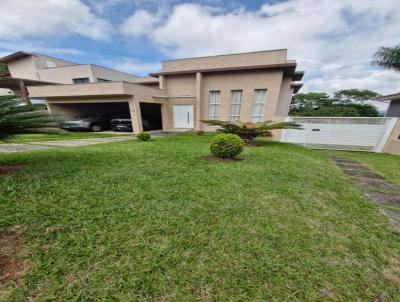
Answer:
291, 83, 303, 93
0, 51, 33, 64
149, 62, 298, 77
292, 71, 305, 81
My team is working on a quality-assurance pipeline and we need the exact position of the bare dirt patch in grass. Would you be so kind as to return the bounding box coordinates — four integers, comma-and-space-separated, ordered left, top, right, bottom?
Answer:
202, 155, 244, 163
383, 260, 400, 286
0, 165, 27, 175
0, 228, 30, 287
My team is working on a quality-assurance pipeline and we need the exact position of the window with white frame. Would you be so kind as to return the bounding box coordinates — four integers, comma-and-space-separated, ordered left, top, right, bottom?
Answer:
208, 91, 220, 119
251, 89, 267, 122
229, 90, 242, 121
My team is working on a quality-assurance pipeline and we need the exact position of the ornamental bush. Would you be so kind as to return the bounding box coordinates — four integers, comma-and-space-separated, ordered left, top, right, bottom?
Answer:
196, 130, 205, 135
0, 96, 61, 141
137, 132, 151, 141
201, 120, 302, 145
210, 134, 244, 158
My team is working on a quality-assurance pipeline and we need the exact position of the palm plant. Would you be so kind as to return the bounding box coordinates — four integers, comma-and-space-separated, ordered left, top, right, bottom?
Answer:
201, 120, 302, 145
372, 46, 400, 71
0, 96, 62, 141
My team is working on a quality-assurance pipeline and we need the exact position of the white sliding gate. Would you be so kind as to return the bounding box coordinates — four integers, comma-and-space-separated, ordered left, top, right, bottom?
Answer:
281, 117, 398, 152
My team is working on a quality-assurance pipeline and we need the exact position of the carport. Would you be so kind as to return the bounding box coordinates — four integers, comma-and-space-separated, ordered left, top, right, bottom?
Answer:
27, 82, 167, 133
46, 98, 133, 132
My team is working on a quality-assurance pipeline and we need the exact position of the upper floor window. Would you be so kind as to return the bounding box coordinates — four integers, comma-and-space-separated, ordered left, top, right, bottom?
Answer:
208, 91, 220, 119
251, 89, 267, 122
46, 61, 56, 68
229, 90, 242, 121
97, 78, 110, 82
73, 78, 90, 84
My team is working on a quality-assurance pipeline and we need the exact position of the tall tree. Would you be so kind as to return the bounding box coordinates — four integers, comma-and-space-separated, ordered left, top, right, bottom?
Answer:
372, 45, 400, 71
290, 91, 380, 117
289, 92, 332, 115
333, 89, 379, 104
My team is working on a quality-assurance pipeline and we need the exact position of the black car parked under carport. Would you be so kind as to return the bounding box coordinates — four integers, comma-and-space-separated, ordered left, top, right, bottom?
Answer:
110, 114, 133, 132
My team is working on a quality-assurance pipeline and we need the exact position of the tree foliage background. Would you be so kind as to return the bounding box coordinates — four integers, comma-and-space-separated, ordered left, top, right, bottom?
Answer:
289, 89, 381, 117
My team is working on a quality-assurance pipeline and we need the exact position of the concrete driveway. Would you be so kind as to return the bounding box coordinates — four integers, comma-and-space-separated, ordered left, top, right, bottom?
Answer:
0, 136, 136, 153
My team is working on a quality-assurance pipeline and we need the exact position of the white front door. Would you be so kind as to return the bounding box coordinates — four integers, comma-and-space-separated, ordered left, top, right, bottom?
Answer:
173, 105, 193, 128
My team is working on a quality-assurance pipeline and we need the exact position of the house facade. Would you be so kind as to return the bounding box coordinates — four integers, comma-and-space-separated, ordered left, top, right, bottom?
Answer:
150, 50, 303, 132
1, 49, 304, 138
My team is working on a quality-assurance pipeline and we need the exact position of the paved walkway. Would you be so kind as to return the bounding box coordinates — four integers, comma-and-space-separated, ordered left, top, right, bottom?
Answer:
331, 156, 400, 231
0, 136, 136, 153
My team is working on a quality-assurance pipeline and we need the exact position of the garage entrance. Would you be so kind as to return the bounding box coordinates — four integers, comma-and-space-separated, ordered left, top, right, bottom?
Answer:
48, 102, 132, 132
140, 103, 162, 131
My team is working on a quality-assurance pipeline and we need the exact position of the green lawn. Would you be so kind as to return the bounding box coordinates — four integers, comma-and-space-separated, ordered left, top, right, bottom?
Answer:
0, 132, 131, 144
1, 134, 400, 301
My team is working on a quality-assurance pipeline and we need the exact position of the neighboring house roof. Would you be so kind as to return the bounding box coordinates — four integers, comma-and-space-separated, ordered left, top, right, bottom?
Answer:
0, 51, 32, 63
0, 51, 77, 65
375, 92, 400, 101
134, 77, 159, 84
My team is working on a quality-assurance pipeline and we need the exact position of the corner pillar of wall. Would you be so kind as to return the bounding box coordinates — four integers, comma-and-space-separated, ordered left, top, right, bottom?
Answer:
129, 97, 143, 133
159, 75, 165, 90
195, 72, 202, 130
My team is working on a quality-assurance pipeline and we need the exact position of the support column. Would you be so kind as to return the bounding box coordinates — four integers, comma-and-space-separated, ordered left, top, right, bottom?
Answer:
129, 97, 143, 133
45, 100, 52, 113
195, 72, 202, 130
18, 79, 32, 105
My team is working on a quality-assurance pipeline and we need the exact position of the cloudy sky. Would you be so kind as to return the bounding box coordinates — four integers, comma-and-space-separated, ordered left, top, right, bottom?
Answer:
1, 0, 400, 95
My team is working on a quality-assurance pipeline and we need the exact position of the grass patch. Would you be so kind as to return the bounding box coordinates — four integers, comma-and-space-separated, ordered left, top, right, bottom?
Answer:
0, 132, 130, 144
1, 134, 400, 300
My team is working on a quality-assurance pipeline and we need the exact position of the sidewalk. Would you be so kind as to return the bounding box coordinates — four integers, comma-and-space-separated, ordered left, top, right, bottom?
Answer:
0, 136, 136, 153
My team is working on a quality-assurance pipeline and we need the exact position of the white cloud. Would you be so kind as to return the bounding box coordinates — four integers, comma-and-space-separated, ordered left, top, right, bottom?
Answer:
0, 0, 112, 40
119, 9, 162, 37
120, 0, 400, 94
305, 69, 400, 95
110, 58, 161, 76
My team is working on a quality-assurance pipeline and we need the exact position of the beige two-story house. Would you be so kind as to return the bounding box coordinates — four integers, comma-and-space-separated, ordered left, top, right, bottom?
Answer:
1, 49, 304, 137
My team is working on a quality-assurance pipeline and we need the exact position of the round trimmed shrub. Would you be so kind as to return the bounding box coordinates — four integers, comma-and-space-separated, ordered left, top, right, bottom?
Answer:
196, 130, 205, 135
137, 132, 151, 141
210, 134, 244, 158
